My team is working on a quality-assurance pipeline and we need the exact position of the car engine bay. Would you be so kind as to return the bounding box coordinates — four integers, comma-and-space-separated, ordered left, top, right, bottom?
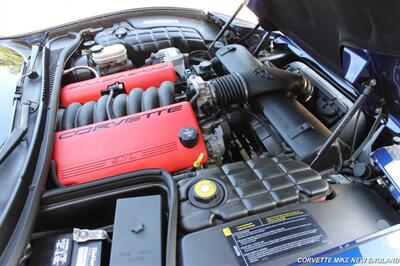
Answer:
7, 7, 399, 266
53, 41, 342, 185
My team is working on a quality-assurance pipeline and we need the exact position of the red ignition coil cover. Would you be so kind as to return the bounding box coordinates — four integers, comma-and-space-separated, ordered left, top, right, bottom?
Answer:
61, 62, 176, 107
53, 102, 208, 185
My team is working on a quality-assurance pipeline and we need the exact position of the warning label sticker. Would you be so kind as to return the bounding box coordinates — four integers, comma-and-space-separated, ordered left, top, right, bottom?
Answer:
222, 209, 327, 265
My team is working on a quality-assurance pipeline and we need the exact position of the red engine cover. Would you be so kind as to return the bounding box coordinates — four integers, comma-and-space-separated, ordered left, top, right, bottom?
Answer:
53, 102, 208, 185
60, 62, 176, 107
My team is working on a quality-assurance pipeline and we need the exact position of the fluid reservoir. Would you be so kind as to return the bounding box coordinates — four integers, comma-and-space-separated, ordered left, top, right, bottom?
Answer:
188, 179, 224, 208
91, 44, 128, 68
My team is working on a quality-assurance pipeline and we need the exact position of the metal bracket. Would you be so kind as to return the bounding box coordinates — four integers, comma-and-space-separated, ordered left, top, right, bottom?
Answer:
72, 228, 109, 243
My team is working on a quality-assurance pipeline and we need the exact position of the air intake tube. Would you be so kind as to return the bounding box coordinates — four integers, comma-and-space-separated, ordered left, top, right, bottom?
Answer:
209, 66, 312, 107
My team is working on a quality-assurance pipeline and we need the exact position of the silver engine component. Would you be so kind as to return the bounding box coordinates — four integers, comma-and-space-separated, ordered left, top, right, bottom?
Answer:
186, 75, 213, 117
204, 125, 226, 165
146, 47, 186, 77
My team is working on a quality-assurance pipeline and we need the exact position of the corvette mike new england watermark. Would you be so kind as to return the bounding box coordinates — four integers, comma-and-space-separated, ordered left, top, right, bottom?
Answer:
297, 257, 400, 264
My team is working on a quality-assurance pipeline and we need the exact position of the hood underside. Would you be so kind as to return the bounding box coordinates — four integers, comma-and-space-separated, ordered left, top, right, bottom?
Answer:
248, 0, 400, 77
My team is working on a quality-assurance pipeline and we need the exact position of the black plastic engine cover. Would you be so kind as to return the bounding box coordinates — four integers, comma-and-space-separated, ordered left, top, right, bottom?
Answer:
215, 44, 262, 73
94, 25, 206, 65
258, 93, 342, 171
179, 184, 400, 265
177, 158, 330, 232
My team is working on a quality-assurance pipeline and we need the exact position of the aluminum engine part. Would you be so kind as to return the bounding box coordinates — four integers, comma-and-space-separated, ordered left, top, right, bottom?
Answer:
204, 125, 226, 165
146, 47, 186, 77
186, 75, 213, 116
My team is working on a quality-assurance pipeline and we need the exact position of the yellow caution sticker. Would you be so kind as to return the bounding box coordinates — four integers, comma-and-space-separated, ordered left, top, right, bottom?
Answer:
265, 210, 304, 224
222, 209, 327, 265
223, 227, 232, 237
235, 222, 255, 231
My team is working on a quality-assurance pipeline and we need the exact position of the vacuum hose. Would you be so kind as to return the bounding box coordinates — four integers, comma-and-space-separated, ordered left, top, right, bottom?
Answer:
210, 66, 312, 107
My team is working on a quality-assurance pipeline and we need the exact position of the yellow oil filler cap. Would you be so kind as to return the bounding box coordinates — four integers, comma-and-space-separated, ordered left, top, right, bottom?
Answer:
193, 179, 218, 202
